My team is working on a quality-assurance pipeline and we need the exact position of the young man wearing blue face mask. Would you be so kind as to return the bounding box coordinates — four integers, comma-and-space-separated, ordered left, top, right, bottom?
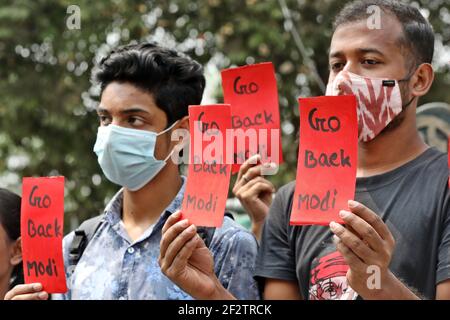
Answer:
5, 43, 260, 300
158, 0, 450, 300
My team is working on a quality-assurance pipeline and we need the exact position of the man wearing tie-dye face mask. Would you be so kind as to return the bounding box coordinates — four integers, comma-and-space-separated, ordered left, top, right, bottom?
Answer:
253, 0, 450, 300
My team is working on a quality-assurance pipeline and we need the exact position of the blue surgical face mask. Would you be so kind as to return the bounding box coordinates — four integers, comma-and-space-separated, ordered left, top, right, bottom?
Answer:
93, 121, 178, 191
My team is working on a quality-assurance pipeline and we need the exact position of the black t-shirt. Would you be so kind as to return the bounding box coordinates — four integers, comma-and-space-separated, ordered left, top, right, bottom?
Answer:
255, 147, 450, 300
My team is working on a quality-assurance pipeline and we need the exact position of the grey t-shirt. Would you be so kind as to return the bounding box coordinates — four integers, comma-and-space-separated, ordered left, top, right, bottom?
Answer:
255, 147, 450, 300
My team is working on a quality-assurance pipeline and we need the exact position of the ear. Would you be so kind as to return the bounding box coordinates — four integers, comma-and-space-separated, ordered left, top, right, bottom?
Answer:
409, 63, 434, 98
169, 116, 190, 163
9, 237, 22, 267
177, 116, 190, 150
177, 115, 189, 131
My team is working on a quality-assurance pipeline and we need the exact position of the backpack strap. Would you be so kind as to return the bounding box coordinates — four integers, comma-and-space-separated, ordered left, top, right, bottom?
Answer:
224, 211, 235, 221
67, 212, 234, 269
67, 215, 104, 272
197, 212, 234, 248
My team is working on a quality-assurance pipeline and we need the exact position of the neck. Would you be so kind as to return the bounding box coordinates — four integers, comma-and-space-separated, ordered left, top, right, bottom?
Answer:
122, 165, 182, 226
357, 109, 428, 177
0, 273, 11, 299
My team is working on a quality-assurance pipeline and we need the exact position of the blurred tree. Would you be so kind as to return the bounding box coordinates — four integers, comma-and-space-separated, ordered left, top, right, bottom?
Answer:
0, 0, 448, 231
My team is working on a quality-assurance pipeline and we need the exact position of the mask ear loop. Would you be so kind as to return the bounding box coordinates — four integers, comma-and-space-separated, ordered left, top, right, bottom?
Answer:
401, 96, 416, 109
157, 120, 180, 136
157, 120, 181, 162
396, 68, 418, 109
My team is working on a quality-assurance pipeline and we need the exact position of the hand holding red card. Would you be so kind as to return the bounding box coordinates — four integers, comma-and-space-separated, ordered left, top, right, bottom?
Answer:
221, 62, 283, 173
20, 176, 67, 293
290, 96, 358, 226
181, 105, 232, 227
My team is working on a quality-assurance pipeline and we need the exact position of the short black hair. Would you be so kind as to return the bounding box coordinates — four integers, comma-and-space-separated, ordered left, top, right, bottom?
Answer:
0, 188, 23, 288
92, 42, 206, 126
0, 188, 21, 241
333, 0, 434, 67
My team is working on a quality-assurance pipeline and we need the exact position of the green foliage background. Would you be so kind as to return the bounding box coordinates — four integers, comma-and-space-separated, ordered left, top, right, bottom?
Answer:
0, 0, 449, 231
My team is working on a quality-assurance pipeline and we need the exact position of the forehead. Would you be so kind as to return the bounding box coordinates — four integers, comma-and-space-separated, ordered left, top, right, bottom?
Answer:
330, 13, 405, 57
100, 82, 156, 107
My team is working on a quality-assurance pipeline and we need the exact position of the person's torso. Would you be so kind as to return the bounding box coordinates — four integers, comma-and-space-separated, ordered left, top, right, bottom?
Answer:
285, 148, 448, 300
68, 217, 193, 300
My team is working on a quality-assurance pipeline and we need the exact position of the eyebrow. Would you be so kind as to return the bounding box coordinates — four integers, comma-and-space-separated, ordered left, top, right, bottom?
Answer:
96, 106, 151, 116
120, 108, 151, 115
96, 107, 109, 114
358, 48, 385, 56
329, 48, 386, 59
329, 50, 344, 59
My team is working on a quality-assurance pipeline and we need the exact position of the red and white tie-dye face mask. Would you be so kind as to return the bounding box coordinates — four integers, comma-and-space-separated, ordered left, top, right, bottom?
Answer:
326, 70, 413, 142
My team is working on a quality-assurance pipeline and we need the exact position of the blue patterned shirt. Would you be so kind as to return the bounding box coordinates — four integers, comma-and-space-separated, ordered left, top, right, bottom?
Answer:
53, 177, 260, 300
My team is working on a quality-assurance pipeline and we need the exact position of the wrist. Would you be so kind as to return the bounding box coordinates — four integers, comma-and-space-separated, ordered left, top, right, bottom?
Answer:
251, 223, 263, 241
360, 269, 394, 300
208, 277, 236, 300
361, 270, 419, 300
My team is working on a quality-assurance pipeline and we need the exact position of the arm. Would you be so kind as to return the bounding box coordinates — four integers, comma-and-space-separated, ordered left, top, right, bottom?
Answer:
436, 280, 450, 299
264, 278, 303, 300
435, 188, 450, 300
254, 183, 301, 299
233, 154, 277, 241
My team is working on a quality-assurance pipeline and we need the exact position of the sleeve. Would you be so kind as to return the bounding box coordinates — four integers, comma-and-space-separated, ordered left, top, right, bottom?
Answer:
254, 183, 297, 283
50, 232, 74, 300
211, 223, 261, 300
436, 184, 450, 285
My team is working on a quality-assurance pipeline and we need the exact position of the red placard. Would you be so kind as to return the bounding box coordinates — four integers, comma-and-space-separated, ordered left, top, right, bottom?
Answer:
290, 96, 358, 226
181, 105, 232, 227
221, 62, 283, 173
20, 176, 67, 293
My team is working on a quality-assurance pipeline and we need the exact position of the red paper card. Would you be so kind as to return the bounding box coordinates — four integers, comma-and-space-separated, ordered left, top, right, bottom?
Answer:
221, 62, 283, 173
21, 176, 67, 293
290, 96, 358, 226
181, 105, 232, 227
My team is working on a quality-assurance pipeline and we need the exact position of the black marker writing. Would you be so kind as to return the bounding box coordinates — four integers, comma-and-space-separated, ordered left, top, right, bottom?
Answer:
308, 107, 341, 132
304, 149, 351, 168
297, 189, 338, 211
185, 193, 218, 213
233, 76, 259, 95
29, 185, 52, 209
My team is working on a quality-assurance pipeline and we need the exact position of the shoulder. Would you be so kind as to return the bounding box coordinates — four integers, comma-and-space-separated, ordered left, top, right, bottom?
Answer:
421, 148, 447, 172
276, 181, 296, 201
62, 231, 75, 254
62, 214, 106, 255
210, 216, 258, 253
266, 181, 296, 222
415, 148, 448, 193
414, 147, 447, 177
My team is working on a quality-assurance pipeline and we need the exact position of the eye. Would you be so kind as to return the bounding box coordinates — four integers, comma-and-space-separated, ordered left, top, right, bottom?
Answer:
98, 115, 111, 126
128, 116, 145, 127
330, 62, 345, 72
362, 59, 380, 66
